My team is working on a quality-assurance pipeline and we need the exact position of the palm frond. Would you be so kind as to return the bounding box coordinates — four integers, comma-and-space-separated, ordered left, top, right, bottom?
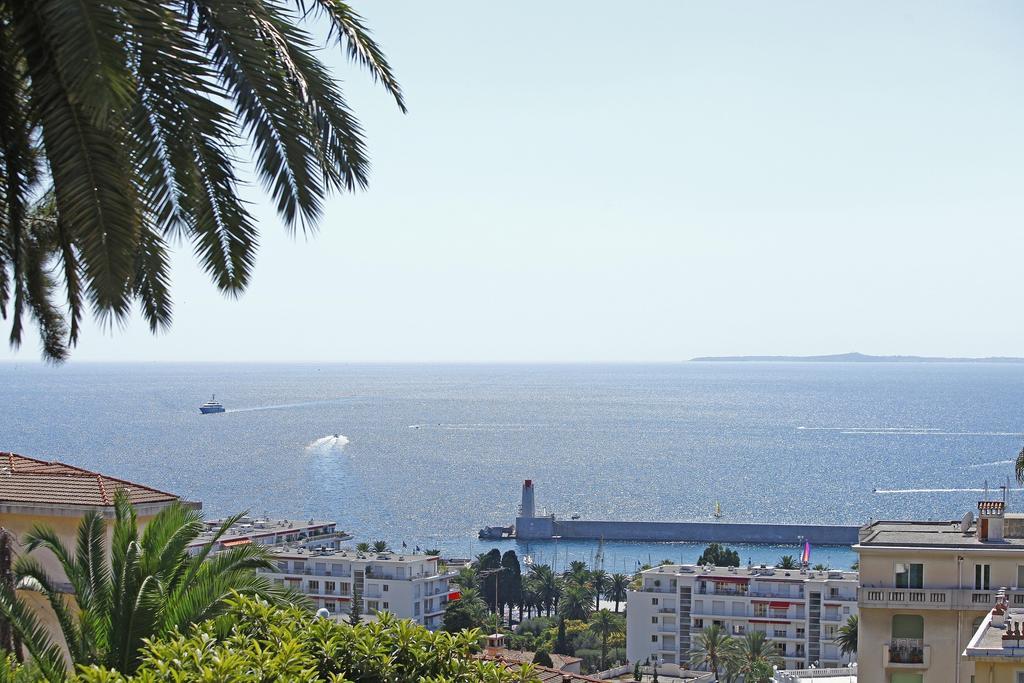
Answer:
0, 580, 69, 682
297, 1, 406, 113
12, 556, 85, 663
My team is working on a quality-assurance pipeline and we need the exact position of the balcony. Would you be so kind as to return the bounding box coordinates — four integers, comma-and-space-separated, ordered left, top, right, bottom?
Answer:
884, 640, 930, 668
859, 587, 1011, 611
859, 588, 950, 610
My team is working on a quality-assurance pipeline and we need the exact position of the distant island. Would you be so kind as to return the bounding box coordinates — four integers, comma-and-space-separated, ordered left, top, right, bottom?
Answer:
690, 352, 1024, 363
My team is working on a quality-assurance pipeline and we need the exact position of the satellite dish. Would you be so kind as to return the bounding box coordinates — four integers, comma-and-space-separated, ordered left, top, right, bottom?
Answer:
315, 608, 330, 619
961, 511, 974, 533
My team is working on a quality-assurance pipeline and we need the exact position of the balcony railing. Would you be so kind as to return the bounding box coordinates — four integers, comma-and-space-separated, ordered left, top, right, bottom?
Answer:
884, 639, 929, 668
860, 587, 1011, 611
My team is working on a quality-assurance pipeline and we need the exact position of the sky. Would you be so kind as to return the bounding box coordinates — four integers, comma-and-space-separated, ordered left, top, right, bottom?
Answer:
6, 0, 1024, 362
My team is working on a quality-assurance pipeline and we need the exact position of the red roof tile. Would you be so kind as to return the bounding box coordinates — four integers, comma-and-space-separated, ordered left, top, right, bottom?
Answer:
0, 452, 179, 507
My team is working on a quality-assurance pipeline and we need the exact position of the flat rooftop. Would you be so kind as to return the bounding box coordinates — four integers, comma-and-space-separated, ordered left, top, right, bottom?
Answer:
187, 517, 339, 546
641, 563, 857, 582
269, 546, 442, 563
858, 518, 1024, 550
964, 608, 1024, 661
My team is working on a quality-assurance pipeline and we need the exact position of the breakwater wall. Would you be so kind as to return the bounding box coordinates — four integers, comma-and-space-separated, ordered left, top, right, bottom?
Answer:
515, 516, 860, 545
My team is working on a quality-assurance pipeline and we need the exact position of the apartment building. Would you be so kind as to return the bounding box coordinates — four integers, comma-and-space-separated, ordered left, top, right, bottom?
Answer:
626, 563, 858, 670
856, 500, 1024, 683
259, 546, 458, 629
186, 515, 346, 555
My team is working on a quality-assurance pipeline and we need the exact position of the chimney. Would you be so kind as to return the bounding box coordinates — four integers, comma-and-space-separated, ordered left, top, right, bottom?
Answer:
521, 480, 536, 519
978, 501, 1006, 542
484, 633, 505, 656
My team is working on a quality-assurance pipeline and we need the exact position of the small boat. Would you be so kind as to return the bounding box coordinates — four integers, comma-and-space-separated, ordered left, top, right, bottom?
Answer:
199, 395, 225, 414
713, 501, 723, 519
333, 434, 340, 438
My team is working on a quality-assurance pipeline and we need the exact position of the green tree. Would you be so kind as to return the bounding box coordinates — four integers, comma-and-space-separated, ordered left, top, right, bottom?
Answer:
75, 595, 534, 682
633, 660, 642, 681
812, 563, 829, 571
589, 609, 622, 671
371, 540, 389, 553
564, 560, 590, 587
559, 583, 594, 621
442, 587, 488, 633
836, 614, 858, 659
0, 490, 297, 680
697, 543, 740, 567
553, 616, 571, 655
0, 530, 21, 661
0, 0, 405, 362
590, 569, 607, 611
530, 564, 561, 617
424, 549, 441, 556
500, 550, 523, 624
355, 542, 371, 553
738, 631, 783, 676
348, 586, 363, 626
478, 549, 502, 613
688, 624, 740, 680
748, 659, 775, 683
608, 573, 628, 613
532, 647, 553, 668
455, 565, 479, 591
777, 555, 798, 569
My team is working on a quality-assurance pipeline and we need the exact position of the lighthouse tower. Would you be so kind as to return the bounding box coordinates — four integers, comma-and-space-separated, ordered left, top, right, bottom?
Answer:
520, 480, 536, 518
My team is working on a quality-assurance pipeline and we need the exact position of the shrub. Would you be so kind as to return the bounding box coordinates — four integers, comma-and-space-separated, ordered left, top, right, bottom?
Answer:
73, 595, 538, 682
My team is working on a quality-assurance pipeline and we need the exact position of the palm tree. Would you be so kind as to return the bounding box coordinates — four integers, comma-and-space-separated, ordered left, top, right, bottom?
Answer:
530, 565, 561, 617
454, 566, 478, 592
355, 542, 371, 553
738, 631, 783, 675
0, 0, 404, 361
777, 555, 798, 569
688, 624, 740, 680
589, 609, 622, 670
590, 569, 607, 610
563, 561, 590, 588
0, 490, 299, 680
559, 583, 594, 621
609, 573, 628, 613
371, 540, 389, 553
836, 614, 858, 660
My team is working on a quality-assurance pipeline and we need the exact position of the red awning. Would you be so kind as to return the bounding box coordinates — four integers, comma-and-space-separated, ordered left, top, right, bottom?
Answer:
749, 619, 791, 625
222, 538, 252, 548
448, 591, 462, 601
769, 602, 794, 609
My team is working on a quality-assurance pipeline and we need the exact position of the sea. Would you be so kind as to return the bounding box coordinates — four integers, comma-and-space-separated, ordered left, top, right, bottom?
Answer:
4, 361, 1024, 573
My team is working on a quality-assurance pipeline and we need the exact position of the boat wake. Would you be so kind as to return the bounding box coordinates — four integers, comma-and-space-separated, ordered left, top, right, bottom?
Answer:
227, 398, 352, 414
967, 460, 1014, 468
306, 434, 350, 451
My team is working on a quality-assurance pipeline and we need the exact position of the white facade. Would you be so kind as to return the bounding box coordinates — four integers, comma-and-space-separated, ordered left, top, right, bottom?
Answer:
258, 547, 457, 630
626, 564, 858, 670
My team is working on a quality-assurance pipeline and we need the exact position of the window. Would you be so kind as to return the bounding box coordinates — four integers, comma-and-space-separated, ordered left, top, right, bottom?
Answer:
754, 604, 768, 617
1017, 566, 1024, 588
891, 615, 924, 640
367, 600, 379, 613
325, 601, 335, 612
652, 617, 658, 624
383, 584, 389, 592
895, 563, 923, 589
652, 598, 659, 605
414, 603, 420, 616
340, 582, 350, 594
382, 602, 389, 610
976, 564, 992, 590
308, 580, 319, 591
712, 600, 725, 615
890, 675, 923, 683
326, 581, 336, 593
693, 618, 703, 628
651, 635, 658, 642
